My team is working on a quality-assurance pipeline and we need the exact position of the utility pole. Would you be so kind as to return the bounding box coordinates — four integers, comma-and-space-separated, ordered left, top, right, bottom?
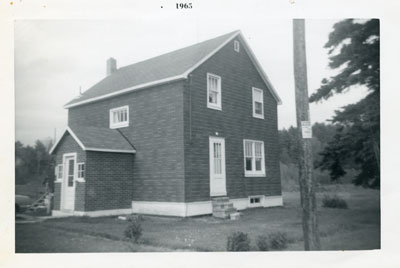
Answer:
292, 19, 321, 250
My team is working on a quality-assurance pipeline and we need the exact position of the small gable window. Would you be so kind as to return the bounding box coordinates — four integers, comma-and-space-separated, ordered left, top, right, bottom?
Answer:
207, 73, 222, 110
110, 105, 129, 129
234, 40, 240, 52
252, 87, 264, 119
244, 139, 265, 177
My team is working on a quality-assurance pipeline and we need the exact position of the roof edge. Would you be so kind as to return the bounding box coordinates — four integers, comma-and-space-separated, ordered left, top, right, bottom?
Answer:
64, 75, 186, 109
49, 126, 85, 154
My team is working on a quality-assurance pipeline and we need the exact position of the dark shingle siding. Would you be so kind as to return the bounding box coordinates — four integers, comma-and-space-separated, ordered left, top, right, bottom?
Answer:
68, 81, 186, 203
183, 36, 281, 202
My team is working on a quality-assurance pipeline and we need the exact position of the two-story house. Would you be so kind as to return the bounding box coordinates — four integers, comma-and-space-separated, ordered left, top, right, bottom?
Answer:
49, 30, 283, 217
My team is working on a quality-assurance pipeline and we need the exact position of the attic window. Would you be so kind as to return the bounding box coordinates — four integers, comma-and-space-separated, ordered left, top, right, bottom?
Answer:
110, 105, 129, 129
234, 40, 240, 52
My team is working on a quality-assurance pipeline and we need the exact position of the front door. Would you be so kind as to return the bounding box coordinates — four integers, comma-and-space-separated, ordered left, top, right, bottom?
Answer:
209, 137, 227, 196
62, 154, 76, 211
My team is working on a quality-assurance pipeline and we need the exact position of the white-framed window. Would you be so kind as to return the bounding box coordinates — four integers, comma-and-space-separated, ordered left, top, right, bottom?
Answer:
109, 105, 129, 129
234, 40, 240, 52
77, 163, 85, 179
248, 196, 263, 207
55, 164, 63, 180
252, 87, 264, 119
243, 139, 266, 177
207, 73, 222, 110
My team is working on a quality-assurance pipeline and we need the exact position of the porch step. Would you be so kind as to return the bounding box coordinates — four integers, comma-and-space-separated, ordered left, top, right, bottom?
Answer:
212, 196, 238, 219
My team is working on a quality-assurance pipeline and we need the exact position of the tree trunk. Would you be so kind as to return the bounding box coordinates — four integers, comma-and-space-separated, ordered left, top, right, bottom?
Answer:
292, 19, 321, 250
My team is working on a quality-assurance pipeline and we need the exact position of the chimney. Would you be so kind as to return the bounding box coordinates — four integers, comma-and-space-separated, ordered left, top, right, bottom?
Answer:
106, 57, 117, 76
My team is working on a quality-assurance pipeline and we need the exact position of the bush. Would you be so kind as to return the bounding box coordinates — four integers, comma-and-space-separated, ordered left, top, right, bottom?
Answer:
256, 235, 269, 251
322, 194, 348, 209
256, 232, 289, 251
124, 215, 143, 243
227, 232, 251, 251
268, 232, 288, 250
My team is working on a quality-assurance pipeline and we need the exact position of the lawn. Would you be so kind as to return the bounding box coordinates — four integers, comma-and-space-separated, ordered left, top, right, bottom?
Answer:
15, 184, 380, 252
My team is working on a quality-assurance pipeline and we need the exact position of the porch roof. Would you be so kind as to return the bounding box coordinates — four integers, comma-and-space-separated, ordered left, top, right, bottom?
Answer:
49, 126, 136, 154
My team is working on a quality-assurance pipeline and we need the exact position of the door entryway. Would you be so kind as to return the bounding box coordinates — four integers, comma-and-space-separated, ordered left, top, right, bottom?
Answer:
209, 136, 227, 196
62, 153, 76, 211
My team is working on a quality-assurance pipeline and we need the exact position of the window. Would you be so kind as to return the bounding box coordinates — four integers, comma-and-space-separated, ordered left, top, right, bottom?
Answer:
55, 165, 63, 180
110, 105, 129, 129
77, 163, 85, 179
249, 196, 263, 207
243, 140, 265, 176
207, 73, 222, 110
252, 87, 264, 119
234, 40, 240, 52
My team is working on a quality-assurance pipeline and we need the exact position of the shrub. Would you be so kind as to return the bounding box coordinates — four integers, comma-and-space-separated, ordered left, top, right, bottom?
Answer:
124, 215, 143, 243
256, 232, 289, 251
268, 232, 288, 250
322, 194, 348, 209
256, 235, 269, 251
227, 232, 251, 251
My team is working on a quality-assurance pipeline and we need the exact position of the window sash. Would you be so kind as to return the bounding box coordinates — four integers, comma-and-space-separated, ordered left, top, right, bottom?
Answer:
110, 106, 129, 128
77, 163, 85, 178
243, 140, 265, 176
207, 74, 221, 109
252, 88, 264, 118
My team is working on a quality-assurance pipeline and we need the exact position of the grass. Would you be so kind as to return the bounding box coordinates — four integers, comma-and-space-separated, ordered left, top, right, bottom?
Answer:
15, 184, 380, 252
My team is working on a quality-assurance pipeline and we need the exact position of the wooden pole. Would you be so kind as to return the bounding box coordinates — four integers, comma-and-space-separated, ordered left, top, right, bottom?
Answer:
292, 19, 321, 250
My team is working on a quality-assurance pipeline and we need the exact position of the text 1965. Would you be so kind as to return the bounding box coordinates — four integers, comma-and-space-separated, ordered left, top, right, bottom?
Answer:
176, 3, 192, 9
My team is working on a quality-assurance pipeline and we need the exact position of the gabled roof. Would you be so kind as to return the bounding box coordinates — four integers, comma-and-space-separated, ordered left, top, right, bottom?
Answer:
49, 126, 136, 154
64, 30, 282, 109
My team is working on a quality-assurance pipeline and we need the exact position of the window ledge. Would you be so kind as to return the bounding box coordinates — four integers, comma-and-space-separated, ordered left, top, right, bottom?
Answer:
76, 178, 86, 183
244, 173, 266, 178
110, 123, 129, 129
207, 104, 222, 111
54, 179, 62, 183
252, 114, 264, 120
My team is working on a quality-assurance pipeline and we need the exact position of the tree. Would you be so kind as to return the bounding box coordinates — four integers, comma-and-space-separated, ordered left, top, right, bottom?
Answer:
310, 19, 380, 188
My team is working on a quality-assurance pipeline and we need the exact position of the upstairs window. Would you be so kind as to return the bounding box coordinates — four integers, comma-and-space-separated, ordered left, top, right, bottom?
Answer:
234, 40, 240, 52
252, 87, 264, 119
207, 73, 222, 110
244, 139, 265, 177
110, 105, 129, 129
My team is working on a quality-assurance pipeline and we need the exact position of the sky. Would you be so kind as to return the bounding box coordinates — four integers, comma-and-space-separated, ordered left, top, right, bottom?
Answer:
15, 18, 368, 145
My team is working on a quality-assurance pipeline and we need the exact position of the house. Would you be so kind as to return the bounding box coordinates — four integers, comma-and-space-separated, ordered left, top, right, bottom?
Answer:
49, 30, 283, 217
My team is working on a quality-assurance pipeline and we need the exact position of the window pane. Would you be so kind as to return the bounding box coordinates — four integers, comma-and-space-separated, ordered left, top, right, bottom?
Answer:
245, 141, 252, 157
255, 158, 262, 171
246, 157, 252, 171
255, 102, 263, 115
253, 89, 262, 101
255, 142, 262, 157
209, 91, 218, 104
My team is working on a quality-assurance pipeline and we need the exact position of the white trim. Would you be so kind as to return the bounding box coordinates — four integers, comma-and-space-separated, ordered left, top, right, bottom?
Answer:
131, 196, 283, 217
182, 31, 240, 77
209, 136, 227, 197
54, 180, 62, 183
52, 208, 133, 218
63, 30, 281, 109
49, 127, 136, 154
64, 74, 186, 109
252, 87, 264, 119
206, 73, 222, 110
61, 152, 77, 211
109, 105, 129, 129
85, 147, 136, 153
238, 33, 282, 105
243, 139, 266, 177
75, 178, 86, 183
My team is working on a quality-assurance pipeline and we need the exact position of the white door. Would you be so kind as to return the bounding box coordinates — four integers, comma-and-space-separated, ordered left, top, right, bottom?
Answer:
209, 137, 227, 196
62, 155, 76, 211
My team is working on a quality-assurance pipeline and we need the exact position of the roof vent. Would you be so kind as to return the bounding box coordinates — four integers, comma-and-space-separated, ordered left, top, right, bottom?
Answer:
106, 57, 117, 76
